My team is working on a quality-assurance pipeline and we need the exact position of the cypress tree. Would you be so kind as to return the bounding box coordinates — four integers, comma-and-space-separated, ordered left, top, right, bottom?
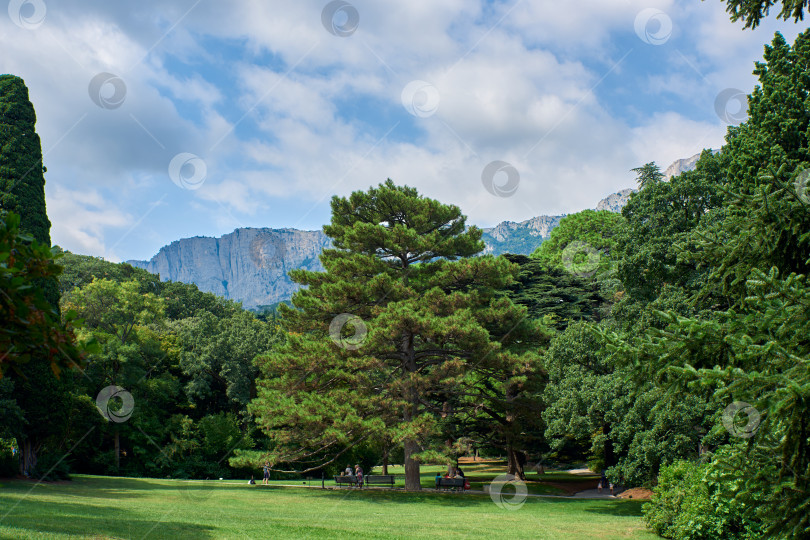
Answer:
0, 74, 51, 245
0, 74, 68, 477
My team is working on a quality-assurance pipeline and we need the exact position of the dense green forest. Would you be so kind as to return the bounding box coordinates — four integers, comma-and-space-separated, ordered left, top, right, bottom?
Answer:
2, 18, 810, 540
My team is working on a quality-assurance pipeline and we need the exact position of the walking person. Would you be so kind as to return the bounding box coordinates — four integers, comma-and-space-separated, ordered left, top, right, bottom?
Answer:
354, 464, 364, 488
263, 462, 270, 485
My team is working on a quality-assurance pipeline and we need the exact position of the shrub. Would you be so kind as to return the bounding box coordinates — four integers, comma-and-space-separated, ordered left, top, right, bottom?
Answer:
644, 450, 763, 539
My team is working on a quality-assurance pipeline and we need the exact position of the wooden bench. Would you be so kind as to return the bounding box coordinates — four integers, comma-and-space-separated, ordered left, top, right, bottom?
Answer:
365, 475, 395, 487
334, 475, 358, 487
436, 477, 465, 490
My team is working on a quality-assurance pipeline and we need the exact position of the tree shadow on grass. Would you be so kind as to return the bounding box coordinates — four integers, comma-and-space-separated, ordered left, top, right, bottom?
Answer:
583, 499, 646, 517
277, 486, 497, 508
1, 476, 233, 503
0, 500, 215, 538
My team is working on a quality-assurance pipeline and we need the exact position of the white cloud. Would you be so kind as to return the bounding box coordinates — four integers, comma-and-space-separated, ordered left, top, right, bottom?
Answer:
47, 185, 133, 259
1, 0, 800, 259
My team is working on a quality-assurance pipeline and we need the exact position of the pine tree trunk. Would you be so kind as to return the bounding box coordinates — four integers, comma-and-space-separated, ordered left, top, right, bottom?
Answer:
404, 439, 421, 490
115, 428, 120, 473
19, 438, 38, 477
506, 443, 526, 480
382, 445, 389, 475
401, 328, 421, 491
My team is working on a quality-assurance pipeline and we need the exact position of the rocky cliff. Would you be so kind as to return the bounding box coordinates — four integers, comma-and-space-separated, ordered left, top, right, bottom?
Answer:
129, 228, 331, 309
663, 152, 701, 180
596, 188, 636, 213
481, 215, 564, 255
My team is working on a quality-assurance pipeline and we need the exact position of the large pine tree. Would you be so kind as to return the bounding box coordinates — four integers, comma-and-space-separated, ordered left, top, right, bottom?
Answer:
250, 180, 536, 490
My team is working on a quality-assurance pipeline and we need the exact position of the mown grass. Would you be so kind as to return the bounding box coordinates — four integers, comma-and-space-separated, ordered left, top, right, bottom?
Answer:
0, 474, 658, 539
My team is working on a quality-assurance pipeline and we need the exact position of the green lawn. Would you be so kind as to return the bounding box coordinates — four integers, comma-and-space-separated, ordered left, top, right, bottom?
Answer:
0, 475, 659, 539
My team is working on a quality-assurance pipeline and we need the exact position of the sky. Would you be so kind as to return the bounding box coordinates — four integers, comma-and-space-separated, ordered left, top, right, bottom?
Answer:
0, 0, 805, 262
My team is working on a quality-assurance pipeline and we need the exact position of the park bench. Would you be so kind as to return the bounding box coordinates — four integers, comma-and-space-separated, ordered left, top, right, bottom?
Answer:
436, 477, 465, 490
334, 475, 358, 487
365, 475, 395, 487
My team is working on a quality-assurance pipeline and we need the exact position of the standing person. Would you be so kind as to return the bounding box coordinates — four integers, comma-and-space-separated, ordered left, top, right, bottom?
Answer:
434, 472, 442, 489
354, 464, 364, 488
263, 462, 270, 485
609, 482, 614, 495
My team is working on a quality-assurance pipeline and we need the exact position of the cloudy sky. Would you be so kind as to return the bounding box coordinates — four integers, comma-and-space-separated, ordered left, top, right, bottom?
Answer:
0, 0, 803, 261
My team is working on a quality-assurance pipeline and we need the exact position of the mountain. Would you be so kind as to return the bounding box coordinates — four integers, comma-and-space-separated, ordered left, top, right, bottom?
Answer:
129, 154, 708, 308
663, 152, 702, 180
481, 215, 564, 256
596, 188, 636, 213
594, 151, 715, 213
129, 228, 330, 309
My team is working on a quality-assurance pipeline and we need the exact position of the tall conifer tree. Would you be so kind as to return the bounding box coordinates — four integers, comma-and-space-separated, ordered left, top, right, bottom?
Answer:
250, 180, 538, 490
0, 74, 51, 245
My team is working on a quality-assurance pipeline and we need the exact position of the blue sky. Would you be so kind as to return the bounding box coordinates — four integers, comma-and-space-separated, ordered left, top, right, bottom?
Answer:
0, 0, 804, 261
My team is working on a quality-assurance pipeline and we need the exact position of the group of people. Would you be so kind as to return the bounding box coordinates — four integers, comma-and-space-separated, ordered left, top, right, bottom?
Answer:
339, 464, 364, 487
434, 466, 466, 488
597, 472, 614, 495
